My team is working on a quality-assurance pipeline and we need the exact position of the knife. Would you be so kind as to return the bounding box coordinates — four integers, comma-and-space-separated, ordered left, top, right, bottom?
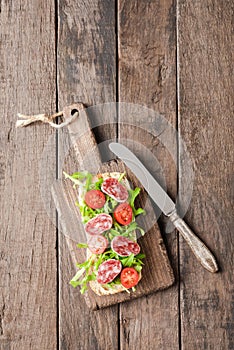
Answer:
109, 142, 218, 273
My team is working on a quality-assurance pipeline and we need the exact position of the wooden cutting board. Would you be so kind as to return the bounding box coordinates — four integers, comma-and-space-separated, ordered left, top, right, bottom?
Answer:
52, 103, 174, 310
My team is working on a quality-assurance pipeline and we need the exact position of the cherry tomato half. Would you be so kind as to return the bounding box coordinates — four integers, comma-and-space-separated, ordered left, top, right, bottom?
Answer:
87, 235, 108, 254
120, 267, 139, 289
114, 203, 133, 225
85, 189, 106, 209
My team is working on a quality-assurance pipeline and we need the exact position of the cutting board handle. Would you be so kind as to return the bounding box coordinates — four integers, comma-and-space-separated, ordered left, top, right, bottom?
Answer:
62, 103, 102, 171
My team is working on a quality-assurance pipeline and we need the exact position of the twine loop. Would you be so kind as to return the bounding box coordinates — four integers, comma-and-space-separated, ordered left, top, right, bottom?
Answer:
16, 110, 78, 129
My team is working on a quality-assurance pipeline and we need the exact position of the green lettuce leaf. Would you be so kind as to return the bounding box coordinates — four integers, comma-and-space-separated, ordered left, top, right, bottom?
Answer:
63, 171, 93, 190
66, 170, 147, 294
128, 187, 146, 217
104, 221, 145, 241
118, 172, 126, 182
70, 247, 145, 293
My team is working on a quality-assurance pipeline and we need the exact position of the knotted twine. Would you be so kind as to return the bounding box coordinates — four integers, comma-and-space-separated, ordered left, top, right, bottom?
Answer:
16, 110, 79, 129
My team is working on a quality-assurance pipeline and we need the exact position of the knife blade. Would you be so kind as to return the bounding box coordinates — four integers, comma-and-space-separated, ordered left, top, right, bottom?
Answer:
109, 142, 218, 273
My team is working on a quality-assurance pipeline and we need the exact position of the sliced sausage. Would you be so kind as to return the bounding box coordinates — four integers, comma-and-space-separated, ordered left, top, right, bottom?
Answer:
87, 235, 108, 254
85, 213, 112, 235
101, 178, 128, 202
97, 259, 122, 284
111, 236, 140, 257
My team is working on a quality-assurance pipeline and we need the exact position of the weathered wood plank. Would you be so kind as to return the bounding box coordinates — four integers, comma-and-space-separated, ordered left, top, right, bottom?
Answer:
57, 1, 118, 349
118, 0, 179, 349
178, 0, 234, 349
0, 1, 57, 350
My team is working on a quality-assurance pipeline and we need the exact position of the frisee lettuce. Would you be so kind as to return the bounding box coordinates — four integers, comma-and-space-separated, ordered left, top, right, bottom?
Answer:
103, 221, 145, 241
92, 177, 104, 190
69, 254, 97, 293
77, 243, 88, 248
64, 170, 145, 221
118, 172, 126, 182
69, 248, 145, 293
64, 170, 147, 294
63, 171, 92, 189
76, 195, 118, 223
128, 187, 146, 216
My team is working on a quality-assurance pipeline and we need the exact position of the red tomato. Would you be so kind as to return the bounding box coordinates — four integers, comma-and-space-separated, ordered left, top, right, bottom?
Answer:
85, 190, 106, 209
120, 267, 139, 289
87, 235, 108, 254
114, 203, 132, 225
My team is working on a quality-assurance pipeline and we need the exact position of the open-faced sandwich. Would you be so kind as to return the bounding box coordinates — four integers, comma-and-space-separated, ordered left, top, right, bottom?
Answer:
64, 170, 146, 295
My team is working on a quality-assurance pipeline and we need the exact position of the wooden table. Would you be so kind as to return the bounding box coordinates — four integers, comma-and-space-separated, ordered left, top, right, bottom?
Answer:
0, 1, 233, 349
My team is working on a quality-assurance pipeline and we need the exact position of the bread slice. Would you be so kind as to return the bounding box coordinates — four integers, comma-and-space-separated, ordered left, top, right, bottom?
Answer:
78, 172, 141, 296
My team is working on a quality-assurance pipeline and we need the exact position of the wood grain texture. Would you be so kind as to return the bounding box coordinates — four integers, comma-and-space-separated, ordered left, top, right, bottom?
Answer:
0, 1, 57, 350
0, 0, 232, 349
118, 1, 179, 349
57, 1, 118, 349
178, 0, 234, 349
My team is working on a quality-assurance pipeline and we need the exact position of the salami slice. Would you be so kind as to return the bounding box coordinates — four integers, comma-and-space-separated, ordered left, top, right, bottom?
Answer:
101, 178, 128, 202
85, 214, 112, 235
97, 259, 122, 284
111, 236, 141, 257
87, 235, 108, 254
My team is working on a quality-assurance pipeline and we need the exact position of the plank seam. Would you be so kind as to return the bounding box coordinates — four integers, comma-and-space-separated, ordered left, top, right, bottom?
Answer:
176, 0, 182, 349
55, 0, 59, 349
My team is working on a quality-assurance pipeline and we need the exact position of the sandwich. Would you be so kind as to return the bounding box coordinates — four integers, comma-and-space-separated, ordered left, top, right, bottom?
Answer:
64, 170, 146, 295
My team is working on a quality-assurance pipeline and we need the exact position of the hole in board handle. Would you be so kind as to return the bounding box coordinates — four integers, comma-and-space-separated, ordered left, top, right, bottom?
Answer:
71, 109, 79, 116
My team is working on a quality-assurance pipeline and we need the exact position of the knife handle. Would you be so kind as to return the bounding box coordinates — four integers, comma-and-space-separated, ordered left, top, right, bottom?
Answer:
168, 211, 218, 273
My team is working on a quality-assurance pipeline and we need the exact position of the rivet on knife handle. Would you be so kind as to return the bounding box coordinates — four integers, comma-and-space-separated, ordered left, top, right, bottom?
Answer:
168, 211, 219, 273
